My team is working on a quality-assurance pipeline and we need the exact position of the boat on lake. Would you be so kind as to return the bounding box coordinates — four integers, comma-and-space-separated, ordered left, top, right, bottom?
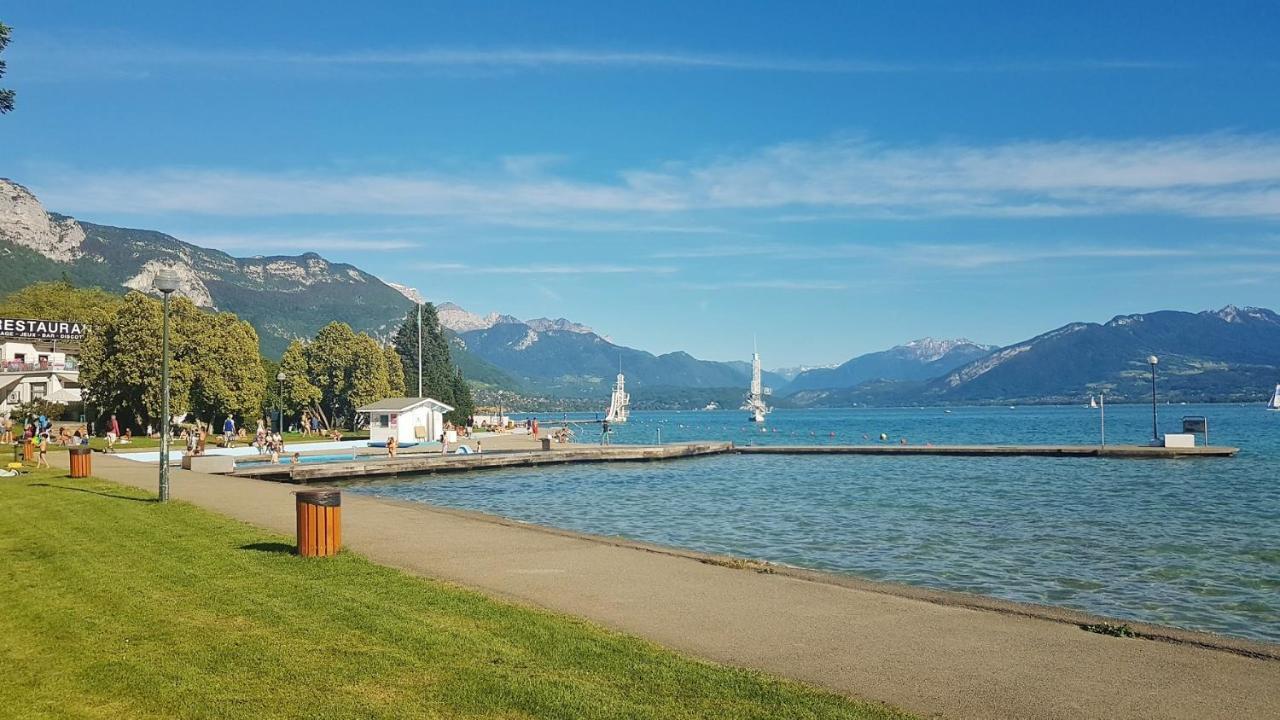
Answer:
1268, 383, 1280, 411
741, 343, 770, 423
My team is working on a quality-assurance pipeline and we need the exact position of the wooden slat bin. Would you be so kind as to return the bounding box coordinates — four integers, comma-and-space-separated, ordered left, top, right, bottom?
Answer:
68, 447, 92, 478
295, 489, 341, 557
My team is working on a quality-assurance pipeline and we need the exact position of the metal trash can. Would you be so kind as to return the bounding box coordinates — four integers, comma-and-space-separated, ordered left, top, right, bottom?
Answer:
295, 489, 341, 557
540, 437, 552, 451
69, 447, 92, 478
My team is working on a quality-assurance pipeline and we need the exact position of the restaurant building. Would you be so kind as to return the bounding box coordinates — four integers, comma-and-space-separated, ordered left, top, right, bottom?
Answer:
0, 318, 86, 418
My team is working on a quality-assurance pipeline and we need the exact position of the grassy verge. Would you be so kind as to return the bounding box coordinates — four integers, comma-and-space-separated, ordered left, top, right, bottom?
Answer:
0, 469, 911, 720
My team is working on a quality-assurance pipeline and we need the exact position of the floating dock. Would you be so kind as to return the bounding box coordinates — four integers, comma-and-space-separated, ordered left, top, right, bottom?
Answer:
228, 440, 1238, 484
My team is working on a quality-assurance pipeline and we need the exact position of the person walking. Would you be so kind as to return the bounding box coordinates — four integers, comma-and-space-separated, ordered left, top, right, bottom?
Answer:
601, 419, 611, 446
223, 415, 236, 448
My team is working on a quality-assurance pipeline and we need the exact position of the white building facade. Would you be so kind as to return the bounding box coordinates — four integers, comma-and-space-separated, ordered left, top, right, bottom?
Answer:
0, 318, 86, 418
358, 397, 455, 446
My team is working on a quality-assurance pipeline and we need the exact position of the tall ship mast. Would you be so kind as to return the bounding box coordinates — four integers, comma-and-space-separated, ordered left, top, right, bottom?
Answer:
741, 340, 770, 423
605, 362, 630, 424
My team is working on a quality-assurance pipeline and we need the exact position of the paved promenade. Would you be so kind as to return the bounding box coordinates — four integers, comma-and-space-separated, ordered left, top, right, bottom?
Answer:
70, 454, 1280, 720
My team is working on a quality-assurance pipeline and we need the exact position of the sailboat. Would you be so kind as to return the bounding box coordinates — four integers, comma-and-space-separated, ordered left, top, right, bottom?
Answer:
1268, 383, 1280, 411
1089, 394, 1098, 409
604, 364, 630, 424
741, 342, 770, 423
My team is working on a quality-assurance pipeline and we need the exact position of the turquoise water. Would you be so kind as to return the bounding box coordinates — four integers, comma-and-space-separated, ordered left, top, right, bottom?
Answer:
351, 405, 1280, 643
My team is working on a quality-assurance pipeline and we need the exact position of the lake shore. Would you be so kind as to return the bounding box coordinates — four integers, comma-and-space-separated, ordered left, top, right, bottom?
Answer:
65, 452, 1280, 720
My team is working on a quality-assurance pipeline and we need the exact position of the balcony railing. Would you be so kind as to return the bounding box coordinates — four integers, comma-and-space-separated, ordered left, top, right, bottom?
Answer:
1, 361, 79, 373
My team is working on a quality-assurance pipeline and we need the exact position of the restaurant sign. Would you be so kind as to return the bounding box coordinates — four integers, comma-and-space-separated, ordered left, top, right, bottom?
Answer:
0, 318, 88, 342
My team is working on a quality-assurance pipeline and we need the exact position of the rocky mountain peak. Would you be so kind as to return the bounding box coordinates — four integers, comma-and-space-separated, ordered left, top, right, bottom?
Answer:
898, 337, 988, 362
0, 178, 87, 262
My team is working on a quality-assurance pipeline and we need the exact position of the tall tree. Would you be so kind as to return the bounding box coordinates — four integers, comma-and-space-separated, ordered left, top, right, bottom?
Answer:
277, 322, 404, 429
391, 303, 473, 422
79, 292, 266, 430
0, 281, 122, 326
0, 22, 14, 114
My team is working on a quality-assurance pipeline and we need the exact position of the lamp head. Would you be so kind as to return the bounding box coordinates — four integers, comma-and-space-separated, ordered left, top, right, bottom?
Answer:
153, 268, 181, 295
1147, 355, 1159, 366
277, 371, 287, 382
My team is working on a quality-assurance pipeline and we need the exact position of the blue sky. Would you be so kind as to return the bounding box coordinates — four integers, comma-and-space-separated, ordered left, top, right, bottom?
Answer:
2, 1, 1279, 366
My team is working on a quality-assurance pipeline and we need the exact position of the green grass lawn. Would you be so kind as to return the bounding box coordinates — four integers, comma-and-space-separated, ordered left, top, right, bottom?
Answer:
0, 470, 912, 720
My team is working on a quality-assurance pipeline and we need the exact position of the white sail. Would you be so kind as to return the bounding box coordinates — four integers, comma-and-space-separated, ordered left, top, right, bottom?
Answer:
1268, 383, 1280, 410
605, 372, 629, 423
1089, 395, 1098, 409
741, 345, 770, 422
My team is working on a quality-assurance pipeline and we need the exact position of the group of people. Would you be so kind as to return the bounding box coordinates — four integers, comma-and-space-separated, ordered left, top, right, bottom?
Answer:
254, 419, 287, 462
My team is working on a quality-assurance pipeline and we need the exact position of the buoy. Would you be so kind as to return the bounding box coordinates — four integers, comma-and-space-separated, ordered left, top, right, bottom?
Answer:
879, 433, 888, 442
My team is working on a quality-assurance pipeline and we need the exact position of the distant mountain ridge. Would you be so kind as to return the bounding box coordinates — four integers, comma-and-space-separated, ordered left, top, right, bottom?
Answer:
788, 307, 1280, 406
785, 337, 995, 393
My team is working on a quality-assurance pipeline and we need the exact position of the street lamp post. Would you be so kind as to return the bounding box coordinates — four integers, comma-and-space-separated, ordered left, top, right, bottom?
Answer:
154, 269, 180, 502
276, 371, 286, 433
1147, 355, 1159, 444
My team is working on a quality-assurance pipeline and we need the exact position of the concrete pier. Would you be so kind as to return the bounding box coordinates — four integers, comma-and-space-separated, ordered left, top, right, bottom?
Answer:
234, 441, 734, 483
228, 440, 1238, 484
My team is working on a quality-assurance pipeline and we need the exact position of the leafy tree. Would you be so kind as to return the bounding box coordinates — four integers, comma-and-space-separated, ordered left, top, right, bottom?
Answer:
79, 292, 266, 430
0, 281, 123, 326
392, 304, 474, 423
277, 322, 403, 430
13, 399, 67, 423
0, 22, 14, 114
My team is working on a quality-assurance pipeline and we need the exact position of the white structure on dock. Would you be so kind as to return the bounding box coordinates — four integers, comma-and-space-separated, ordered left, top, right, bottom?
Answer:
604, 369, 629, 424
741, 343, 770, 423
359, 397, 454, 445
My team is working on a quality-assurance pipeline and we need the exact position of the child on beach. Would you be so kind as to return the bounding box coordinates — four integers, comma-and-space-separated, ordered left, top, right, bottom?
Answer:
35, 432, 49, 468
290, 452, 300, 465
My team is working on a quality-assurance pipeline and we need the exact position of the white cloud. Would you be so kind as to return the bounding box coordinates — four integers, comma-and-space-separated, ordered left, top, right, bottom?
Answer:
681, 279, 848, 291
415, 262, 675, 275
30, 132, 1280, 223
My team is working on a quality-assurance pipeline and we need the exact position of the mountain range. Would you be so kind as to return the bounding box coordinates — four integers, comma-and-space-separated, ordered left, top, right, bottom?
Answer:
1, 179, 413, 358
4, 177, 1277, 408
787, 307, 1280, 406
785, 338, 995, 393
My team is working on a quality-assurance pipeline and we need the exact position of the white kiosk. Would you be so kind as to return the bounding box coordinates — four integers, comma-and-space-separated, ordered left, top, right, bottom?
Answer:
358, 397, 454, 446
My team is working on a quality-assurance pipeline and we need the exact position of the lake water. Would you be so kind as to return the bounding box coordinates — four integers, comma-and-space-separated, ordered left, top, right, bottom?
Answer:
350, 405, 1280, 643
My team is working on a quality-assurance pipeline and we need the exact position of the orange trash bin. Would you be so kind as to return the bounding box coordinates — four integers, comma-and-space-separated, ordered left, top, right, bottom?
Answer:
69, 447, 92, 478
295, 490, 341, 557
22, 441, 33, 462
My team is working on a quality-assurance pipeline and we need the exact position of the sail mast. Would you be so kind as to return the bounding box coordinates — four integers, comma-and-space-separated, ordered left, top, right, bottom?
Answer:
417, 303, 423, 398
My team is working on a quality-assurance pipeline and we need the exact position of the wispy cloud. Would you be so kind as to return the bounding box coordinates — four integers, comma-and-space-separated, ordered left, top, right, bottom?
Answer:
681, 279, 848, 291
183, 232, 418, 252
30, 132, 1280, 223
11, 34, 1186, 80
415, 262, 676, 275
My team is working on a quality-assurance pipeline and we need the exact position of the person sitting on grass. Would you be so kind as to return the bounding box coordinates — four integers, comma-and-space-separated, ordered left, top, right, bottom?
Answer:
120, 429, 132, 445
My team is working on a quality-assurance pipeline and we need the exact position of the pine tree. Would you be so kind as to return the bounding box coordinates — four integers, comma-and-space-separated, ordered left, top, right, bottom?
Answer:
392, 303, 473, 423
